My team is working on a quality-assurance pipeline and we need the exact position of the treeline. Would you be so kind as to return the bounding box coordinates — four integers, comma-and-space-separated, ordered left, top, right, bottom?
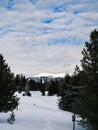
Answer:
14, 74, 63, 96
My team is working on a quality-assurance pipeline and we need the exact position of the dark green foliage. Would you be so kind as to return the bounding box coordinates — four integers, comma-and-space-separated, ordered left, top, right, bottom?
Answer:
71, 70, 87, 86
58, 82, 79, 112
64, 73, 71, 84
0, 54, 19, 112
29, 79, 39, 91
58, 70, 85, 112
15, 74, 20, 87
75, 29, 98, 130
36, 79, 45, 96
41, 84, 45, 96
57, 79, 64, 96
58, 29, 98, 130
48, 80, 58, 96
39, 79, 45, 96
58, 83, 69, 111
15, 74, 26, 93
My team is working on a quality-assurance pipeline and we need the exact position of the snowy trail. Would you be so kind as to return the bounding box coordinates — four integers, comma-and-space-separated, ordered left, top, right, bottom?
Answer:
0, 91, 85, 130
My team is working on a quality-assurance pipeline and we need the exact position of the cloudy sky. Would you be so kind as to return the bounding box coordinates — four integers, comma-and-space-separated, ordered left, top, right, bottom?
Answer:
0, 0, 98, 77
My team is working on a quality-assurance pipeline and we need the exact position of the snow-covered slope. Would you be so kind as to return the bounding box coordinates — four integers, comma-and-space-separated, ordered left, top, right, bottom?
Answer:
33, 72, 66, 78
0, 91, 85, 130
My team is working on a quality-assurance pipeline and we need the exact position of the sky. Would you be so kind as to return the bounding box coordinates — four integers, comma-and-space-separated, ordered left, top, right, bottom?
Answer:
0, 0, 98, 77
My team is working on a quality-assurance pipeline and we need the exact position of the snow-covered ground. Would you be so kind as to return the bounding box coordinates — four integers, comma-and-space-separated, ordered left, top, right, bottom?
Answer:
0, 91, 85, 130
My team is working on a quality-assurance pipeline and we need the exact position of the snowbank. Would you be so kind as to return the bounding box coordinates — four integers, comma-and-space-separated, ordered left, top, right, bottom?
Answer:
0, 91, 85, 130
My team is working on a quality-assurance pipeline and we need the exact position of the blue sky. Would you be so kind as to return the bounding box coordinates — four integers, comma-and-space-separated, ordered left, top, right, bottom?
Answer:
0, 0, 98, 76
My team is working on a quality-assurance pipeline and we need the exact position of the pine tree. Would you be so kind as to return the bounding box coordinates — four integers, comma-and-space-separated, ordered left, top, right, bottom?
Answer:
48, 80, 57, 96
0, 54, 19, 112
15, 74, 26, 93
39, 79, 45, 96
57, 79, 64, 96
48, 80, 54, 96
76, 29, 98, 130
58, 81, 79, 112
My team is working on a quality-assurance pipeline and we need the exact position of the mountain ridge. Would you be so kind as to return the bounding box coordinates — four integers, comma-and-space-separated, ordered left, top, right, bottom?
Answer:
33, 72, 66, 78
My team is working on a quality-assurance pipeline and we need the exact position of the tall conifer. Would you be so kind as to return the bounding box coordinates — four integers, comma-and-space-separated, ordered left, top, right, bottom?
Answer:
77, 29, 98, 130
0, 54, 19, 112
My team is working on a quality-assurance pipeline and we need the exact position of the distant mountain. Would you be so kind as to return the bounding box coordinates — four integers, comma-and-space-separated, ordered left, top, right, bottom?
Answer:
33, 73, 66, 78
28, 73, 66, 82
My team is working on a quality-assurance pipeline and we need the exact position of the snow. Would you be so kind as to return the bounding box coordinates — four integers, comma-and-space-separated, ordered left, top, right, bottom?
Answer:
33, 72, 66, 78
0, 91, 85, 130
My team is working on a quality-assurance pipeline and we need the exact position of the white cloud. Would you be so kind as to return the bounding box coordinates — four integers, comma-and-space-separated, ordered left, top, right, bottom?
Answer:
0, 34, 83, 76
0, 0, 98, 77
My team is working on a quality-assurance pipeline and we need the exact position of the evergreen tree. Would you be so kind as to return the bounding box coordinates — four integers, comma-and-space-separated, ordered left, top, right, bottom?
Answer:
58, 81, 79, 112
48, 80, 58, 96
15, 74, 26, 93
57, 79, 64, 96
41, 84, 45, 96
20, 74, 26, 91
58, 82, 69, 111
24, 80, 32, 96
29, 79, 38, 91
76, 29, 98, 130
39, 79, 45, 96
0, 54, 19, 112
48, 80, 54, 96
64, 73, 71, 84
58, 68, 87, 112
71, 66, 83, 86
